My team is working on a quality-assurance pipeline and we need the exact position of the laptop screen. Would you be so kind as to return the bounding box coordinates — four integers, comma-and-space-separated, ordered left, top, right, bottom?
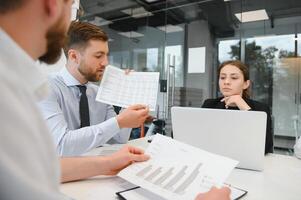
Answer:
171, 106, 267, 171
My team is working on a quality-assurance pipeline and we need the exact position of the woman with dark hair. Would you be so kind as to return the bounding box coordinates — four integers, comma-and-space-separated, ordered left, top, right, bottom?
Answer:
202, 60, 273, 154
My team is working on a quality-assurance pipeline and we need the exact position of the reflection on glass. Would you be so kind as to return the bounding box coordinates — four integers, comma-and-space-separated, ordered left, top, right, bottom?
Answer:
245, 35, 297, 138
218, 40, 240, 63
165, 45, 184, 87
147, 48, 159, 72
274, 57, 301, 138
218, 34, 301, 140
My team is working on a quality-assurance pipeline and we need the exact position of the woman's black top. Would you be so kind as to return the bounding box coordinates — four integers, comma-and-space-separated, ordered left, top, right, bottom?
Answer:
202, 97, 273, 154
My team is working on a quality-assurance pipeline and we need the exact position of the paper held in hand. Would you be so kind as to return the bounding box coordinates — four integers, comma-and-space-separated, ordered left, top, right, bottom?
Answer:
118, 134, 239, 200
96, 65, 160, 111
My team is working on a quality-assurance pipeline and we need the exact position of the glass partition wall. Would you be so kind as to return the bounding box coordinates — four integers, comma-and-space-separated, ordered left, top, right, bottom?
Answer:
80, 0, 301, 154
216, 0, 301, 154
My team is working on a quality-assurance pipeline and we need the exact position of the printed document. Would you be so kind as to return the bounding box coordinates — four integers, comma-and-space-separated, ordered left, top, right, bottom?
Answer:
96, 65, 160, 111
118, 134, 238, 200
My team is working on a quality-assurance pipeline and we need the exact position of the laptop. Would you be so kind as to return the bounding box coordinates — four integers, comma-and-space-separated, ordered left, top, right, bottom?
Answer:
171, 106, 267, 171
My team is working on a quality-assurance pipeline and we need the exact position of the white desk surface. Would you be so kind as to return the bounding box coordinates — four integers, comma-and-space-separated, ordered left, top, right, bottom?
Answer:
61, 137, 301, 200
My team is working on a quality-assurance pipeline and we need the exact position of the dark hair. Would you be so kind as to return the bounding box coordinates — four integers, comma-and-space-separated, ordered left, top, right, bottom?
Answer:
0, 0, 25, 14
218, 60, 250, 99
64, 21, 108, 56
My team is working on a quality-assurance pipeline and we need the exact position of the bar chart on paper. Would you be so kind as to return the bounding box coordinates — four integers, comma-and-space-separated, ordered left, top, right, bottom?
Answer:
118, 134, 238, 200
96, 65, 160, 111
123, 161, 220, 200
137, 162, 205, 193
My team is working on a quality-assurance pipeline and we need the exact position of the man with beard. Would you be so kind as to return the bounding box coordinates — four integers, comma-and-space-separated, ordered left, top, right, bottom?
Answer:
0, 0, 230, 199
38, 21, 150, 156
0, 0, 150, 199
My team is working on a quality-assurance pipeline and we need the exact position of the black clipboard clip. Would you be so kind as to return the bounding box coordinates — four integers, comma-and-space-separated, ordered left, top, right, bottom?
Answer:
116, 186, 140, 200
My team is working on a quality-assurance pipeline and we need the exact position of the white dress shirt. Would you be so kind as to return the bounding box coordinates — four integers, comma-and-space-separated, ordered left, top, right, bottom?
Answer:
0, 28, 69, 199
38, 67, 131, 156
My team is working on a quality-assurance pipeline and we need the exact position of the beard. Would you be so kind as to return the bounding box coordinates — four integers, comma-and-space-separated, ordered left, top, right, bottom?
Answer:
78, 60, 103, 82
38, 14, 67, 64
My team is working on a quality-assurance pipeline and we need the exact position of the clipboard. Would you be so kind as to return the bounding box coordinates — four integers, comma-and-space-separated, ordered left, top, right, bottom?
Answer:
116, 185, 247, 200
229, 185, 248, 200
116, 186, 166, 200
116, 186, 140, 200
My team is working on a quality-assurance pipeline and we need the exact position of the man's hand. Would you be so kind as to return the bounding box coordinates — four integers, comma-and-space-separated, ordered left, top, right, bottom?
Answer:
60, 145, 149, 182
145, 115, 155, 123
221, 95, 251, 110
124, 69, 134, 75
105, 145, 150, 175
195, 186, 231, 200
116, 104, 149, 128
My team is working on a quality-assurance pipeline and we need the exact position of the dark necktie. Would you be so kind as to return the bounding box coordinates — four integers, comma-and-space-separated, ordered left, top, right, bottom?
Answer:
77, 85, 90, 128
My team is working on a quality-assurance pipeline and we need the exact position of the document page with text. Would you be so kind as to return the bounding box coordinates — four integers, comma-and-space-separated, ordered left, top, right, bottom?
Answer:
96, 65, 159, 111
118, 134, 238, 200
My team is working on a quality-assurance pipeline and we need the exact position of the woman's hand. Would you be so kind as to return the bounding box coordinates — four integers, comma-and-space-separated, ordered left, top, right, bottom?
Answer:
221, 95, 251, 110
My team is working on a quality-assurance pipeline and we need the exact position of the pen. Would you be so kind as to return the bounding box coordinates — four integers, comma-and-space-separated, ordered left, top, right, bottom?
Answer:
140, 123, 145, 138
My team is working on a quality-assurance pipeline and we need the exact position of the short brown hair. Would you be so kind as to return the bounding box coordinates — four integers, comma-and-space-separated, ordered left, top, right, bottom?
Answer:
0, 0, 25, 14
218, 60, 251, 98
64, 21, 108, 56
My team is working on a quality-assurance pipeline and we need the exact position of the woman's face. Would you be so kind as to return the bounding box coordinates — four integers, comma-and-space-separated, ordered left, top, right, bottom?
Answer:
219, 64, 250, 97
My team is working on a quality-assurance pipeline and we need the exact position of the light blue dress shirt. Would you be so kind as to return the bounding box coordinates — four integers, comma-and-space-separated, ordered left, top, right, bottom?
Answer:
38, 67, 131, 156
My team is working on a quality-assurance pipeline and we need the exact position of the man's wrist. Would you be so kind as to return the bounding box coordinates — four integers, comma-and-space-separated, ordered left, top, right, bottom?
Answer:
116, 115, 124, 128
99, 156, 112, 175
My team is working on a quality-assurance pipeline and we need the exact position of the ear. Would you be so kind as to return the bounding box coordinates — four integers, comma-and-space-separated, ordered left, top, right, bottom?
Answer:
68, 49, 81, 65
44, 0, 59, 19
243, 80, 250, 90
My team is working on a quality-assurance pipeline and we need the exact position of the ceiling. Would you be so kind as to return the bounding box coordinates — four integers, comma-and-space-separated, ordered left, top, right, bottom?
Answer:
80, 0, 301, 38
